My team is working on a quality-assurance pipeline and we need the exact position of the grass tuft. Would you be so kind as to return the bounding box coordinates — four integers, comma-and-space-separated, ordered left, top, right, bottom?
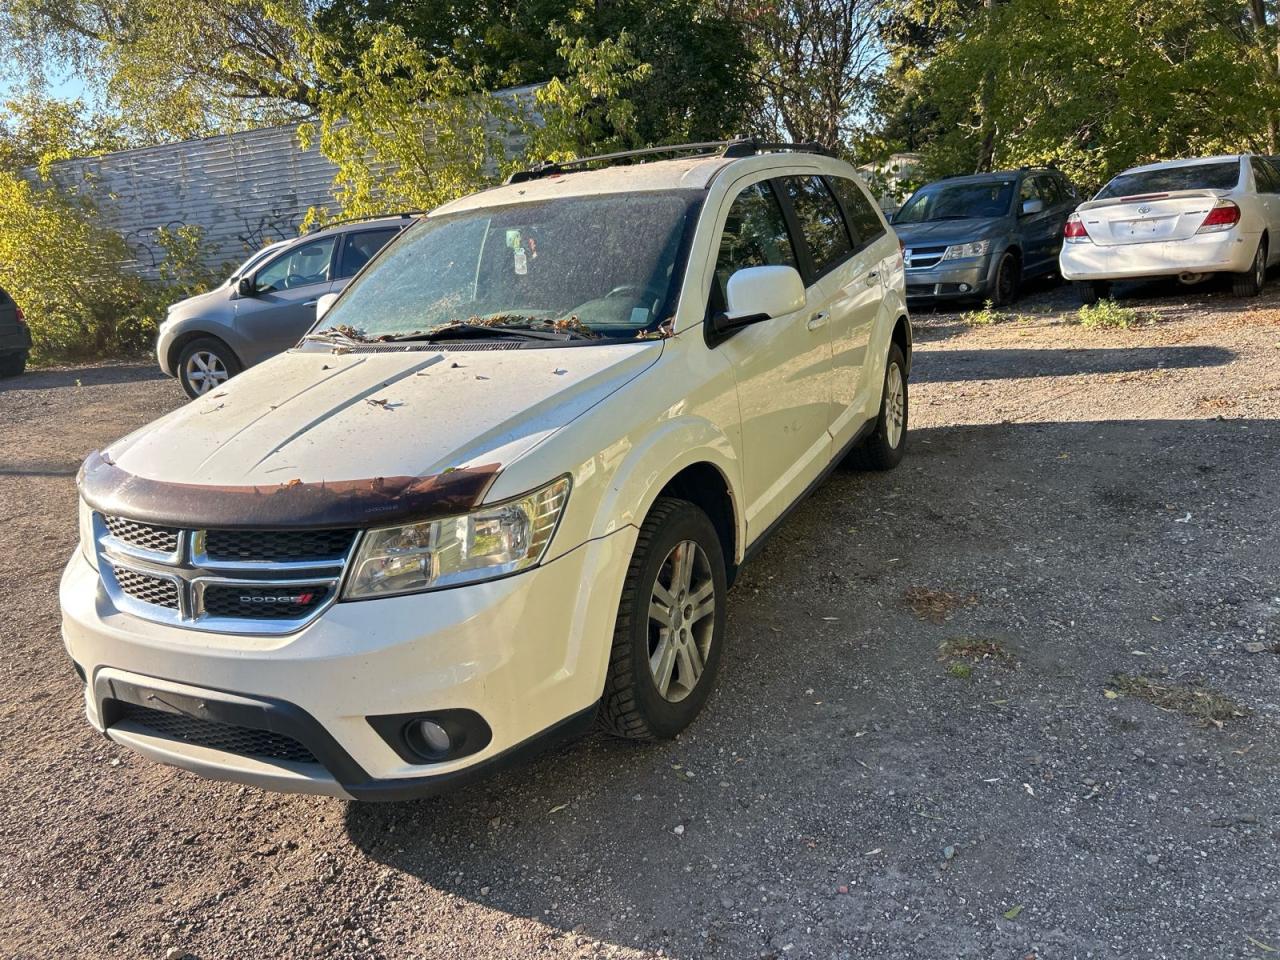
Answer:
1108, 675, 1248, 727
1075, 300, 1151, 330
904, 586, 978, 624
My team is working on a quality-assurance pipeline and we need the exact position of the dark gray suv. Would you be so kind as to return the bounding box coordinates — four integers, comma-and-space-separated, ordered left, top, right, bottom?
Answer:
893, 168, 1079, 306
0, 286, 31, 378
156, 215, 413, 397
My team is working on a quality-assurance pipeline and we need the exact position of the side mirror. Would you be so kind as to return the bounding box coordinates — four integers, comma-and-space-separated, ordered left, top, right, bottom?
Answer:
236, 276, 256, 298
315, 292, 339, 320
1021, 198, 1045, 216
710, 265, 806, 339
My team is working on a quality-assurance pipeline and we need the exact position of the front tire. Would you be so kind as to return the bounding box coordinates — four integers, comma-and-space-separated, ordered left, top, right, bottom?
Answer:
599, 497, 728, 741
1231, 239, 1267, 297
1075, 279, 1111, 305
177, 337, 241, 399
846, 343, 908, 471
990, 251, 1020, 307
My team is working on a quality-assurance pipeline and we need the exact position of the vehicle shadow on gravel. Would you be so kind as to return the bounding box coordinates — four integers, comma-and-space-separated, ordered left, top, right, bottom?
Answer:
912, 345, 1235, 383
0, 362, 165, 392
339, 416, 1280, 960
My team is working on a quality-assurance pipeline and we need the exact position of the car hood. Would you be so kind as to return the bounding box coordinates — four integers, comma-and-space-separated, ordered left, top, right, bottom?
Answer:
166, 286, 229, 319
894, 218, 1007, 246
106, 343, 662, 490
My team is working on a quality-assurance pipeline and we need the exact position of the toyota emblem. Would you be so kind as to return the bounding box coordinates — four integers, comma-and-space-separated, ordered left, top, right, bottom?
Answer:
1137, 205, 1151, 215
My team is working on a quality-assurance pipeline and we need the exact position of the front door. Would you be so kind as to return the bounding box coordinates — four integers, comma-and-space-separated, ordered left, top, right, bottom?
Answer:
233, 236, 338, 365
710, 177, 833, 541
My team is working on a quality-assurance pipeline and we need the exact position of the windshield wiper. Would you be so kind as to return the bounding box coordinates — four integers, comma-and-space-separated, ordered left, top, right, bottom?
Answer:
302, 328, 368, 345
924, 214, 977, 221
385, 323, 579, 343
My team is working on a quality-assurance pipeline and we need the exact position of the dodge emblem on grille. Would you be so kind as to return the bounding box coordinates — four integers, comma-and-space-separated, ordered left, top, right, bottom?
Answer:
240, 593, 316, 604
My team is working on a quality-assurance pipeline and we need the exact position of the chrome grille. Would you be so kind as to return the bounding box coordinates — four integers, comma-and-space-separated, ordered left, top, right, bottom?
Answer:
201, 528, 356, 564
112, 567, 180, 610
117, 702, 318, 765
103, 516, 181, 555
94, 512, 354, 635
904, 245, 948, 270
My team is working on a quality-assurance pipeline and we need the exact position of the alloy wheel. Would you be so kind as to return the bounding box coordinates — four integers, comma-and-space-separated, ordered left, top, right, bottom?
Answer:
185, 351, 229, 395
647, 540, 716, 703
884, 363, 905, 449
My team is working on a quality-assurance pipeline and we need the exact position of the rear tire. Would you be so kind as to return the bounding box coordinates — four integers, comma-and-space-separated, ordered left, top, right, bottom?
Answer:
0, 351, 26, 378
599, 497, 728, 741
846, 343, 908, 471
1231, 239, 1266, 297
1075, 280, 1111, 305
177, 337, 241, 399
990, 251, 1020, 307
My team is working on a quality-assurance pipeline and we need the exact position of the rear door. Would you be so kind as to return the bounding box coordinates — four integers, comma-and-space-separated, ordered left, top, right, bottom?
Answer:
1250, 158, 1280, 258
233, 236, 338, 364
1016, 176, 1058, 273
709, 176, 832, 540
824, 173, 895, 447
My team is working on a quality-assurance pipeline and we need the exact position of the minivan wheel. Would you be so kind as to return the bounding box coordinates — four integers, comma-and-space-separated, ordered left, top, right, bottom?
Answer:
1075, 279, 1111, 305
177, 337, 241, 398
991, 252, 1020, 307
846, 343, 908, 472
1231, 239, 1267, 297
600, 497, 728, 741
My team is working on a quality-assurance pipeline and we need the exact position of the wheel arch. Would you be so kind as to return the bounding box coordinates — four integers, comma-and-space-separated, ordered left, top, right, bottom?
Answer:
167, 329, 242, 376
891, 314, 912, 377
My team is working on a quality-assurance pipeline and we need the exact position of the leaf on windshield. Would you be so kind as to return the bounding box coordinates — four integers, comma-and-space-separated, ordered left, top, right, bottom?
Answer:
635, 318, 675, 340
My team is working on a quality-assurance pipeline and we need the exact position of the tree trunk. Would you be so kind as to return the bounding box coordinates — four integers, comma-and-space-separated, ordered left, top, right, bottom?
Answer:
1248, 0, 1277, 153
974, 0, 998, 173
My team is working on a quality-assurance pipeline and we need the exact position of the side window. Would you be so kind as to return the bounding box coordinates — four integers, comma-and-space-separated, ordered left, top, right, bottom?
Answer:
1036, 175, 1063, 206
781, 175, 854, 279
253, 237, 337, 293
711, 180, 798, 307
1251, 158, 1277, 194
337, 228, 401, 279
827, 175, 886, 253
1265, 159, 1280, 193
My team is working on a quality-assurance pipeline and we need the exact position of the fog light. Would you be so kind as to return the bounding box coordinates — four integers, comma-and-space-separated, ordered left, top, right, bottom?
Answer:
958, 283, 971, 293
406, 719, 452, 758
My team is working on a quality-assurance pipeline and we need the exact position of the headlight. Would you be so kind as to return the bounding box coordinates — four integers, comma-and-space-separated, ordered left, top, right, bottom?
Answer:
78, 499, 99, 570
942, 239, 992, 260
343, 475, 571, 599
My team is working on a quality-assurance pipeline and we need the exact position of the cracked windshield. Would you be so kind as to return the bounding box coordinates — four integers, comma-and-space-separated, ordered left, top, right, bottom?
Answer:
312, 191, 700, 344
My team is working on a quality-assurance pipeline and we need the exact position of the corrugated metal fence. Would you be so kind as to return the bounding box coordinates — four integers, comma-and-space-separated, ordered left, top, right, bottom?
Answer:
30, 85, 539, 280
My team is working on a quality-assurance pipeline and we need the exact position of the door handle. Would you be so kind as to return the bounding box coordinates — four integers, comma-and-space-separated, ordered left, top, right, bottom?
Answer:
806, 311, 829, 331
303, 300, 318, 308
864, 271, 880, 286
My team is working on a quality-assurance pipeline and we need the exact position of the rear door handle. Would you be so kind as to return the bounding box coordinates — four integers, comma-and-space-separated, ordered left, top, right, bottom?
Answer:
303, 300, 318, 307
806, 311, 829, 331
864, 271, 880, 286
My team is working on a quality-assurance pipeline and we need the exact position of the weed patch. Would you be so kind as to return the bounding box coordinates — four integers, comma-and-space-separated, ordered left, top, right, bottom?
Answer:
903, 586, 978, 623
1074, 300, 1151, 330
1108, 675, 1248, 728
960, 301, 1009, 326
939, 637, 1015, 663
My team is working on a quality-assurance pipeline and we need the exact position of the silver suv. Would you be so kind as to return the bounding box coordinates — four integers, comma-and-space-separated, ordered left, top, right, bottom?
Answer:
156, 215, 413, 397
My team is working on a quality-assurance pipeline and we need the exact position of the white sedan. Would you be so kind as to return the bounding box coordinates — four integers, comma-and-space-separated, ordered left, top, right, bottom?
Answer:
1059, 154, 1280, 303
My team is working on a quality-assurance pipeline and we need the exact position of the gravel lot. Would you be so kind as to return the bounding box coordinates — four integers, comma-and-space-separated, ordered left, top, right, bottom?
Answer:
2, 278, 1279, 960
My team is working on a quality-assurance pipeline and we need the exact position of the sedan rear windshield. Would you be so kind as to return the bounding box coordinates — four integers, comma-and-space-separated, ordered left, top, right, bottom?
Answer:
895, 181, 1015, 223
314, 191, 700, 342
1096, 161, 1241, 199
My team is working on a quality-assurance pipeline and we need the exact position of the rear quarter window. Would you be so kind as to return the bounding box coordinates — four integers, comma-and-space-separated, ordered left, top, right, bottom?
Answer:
780, 175, 854, 279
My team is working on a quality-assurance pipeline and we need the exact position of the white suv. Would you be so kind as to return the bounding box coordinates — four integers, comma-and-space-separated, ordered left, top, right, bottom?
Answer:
61, 140, 910, 800
1060, 154, 1280, 302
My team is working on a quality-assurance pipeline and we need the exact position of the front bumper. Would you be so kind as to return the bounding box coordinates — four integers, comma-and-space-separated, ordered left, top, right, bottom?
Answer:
904, 256, 994, 301
60, 527, 636, 799
1059, 231, 1259, 281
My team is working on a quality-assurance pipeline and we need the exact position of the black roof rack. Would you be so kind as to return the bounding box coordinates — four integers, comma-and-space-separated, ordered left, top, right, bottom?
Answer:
505, 137, 836, 185
300, 211, 427, 235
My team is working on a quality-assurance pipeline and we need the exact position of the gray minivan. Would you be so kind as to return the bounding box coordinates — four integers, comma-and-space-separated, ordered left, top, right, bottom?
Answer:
893, 168, 1079, 306
156, 215, 414, 397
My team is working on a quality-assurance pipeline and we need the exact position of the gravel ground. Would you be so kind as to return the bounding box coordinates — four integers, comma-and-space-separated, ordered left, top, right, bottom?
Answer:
2, 278, 1279, 960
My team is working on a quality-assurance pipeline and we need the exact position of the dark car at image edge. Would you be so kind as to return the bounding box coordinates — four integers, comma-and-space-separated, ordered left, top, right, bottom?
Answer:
0, 286, 32, 378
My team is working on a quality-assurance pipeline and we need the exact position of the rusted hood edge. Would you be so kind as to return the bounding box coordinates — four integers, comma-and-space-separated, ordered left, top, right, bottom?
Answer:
77, 450, 502, 530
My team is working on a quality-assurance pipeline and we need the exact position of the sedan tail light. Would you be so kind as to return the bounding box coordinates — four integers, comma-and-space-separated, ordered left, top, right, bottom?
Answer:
1063, 213, 1090, 242
1196, 200, 1241, 234
14, 306, 26, 325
